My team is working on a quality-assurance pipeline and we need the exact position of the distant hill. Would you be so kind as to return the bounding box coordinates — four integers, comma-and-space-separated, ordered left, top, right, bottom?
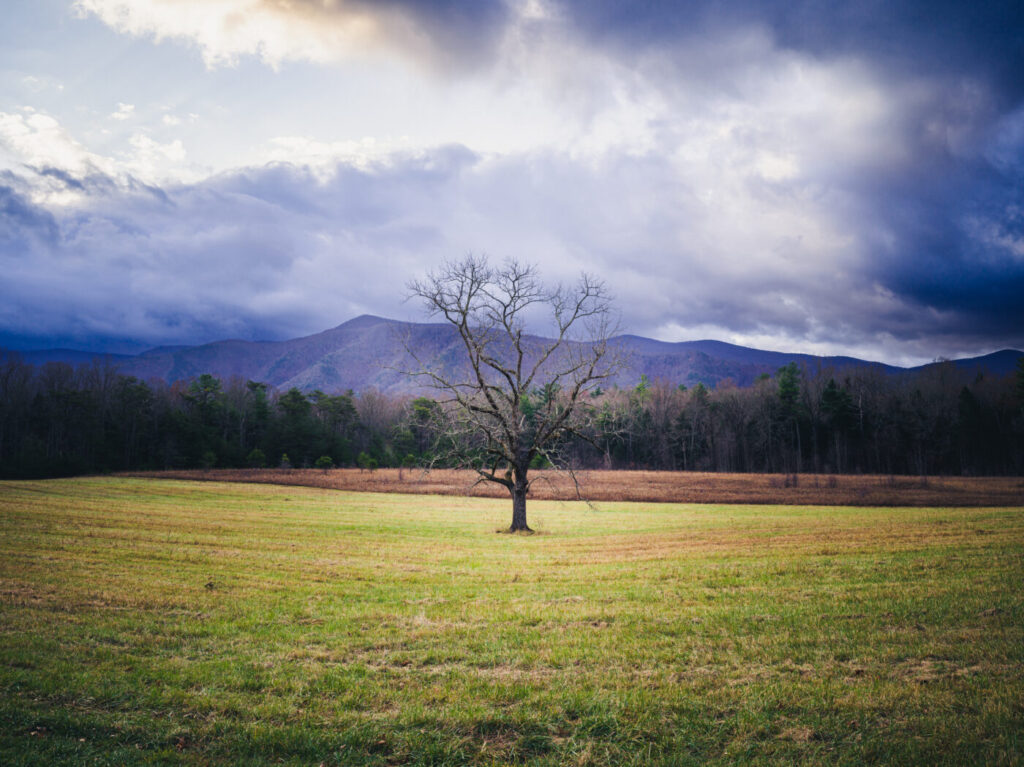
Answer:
937, 349, 1024, 378
13, 349, 133, 367
5, 315, 1021, 393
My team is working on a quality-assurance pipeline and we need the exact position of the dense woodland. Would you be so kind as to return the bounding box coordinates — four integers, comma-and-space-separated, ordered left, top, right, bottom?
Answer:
1, 353, 1022, 479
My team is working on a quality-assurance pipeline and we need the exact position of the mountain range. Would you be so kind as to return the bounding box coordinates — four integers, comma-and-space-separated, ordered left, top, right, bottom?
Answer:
7, 315, 1022, 393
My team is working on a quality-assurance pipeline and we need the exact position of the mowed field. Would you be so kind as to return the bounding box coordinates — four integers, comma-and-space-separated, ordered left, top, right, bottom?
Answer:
1, 479, 1022, 765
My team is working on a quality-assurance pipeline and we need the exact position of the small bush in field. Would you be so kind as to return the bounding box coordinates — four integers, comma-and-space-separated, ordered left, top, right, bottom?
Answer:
246, 448, 266, 468
314, 455, 334, 472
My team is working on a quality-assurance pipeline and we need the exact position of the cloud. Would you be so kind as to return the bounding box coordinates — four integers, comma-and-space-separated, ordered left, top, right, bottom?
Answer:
261, 135, 411, 177
0, 110, 122, 204
4, 1, 1021, 364
73, 0, 513, 70
0, 110, 200, 203
110, 102, 135, 121
126, 133, 187, 175
561, 1, 1024, 93
20, 75, 64, 94
2, 123, 1023, 363
0, 181, 60, 250
1, 110, 110, 178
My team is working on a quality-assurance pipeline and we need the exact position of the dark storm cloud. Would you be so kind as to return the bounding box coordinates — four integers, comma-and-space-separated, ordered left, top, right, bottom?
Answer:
543, 0, 1024, 353
0, 182, 59, 249
828, 90, 1024, 343
358, 0, 511, 67
871, 160, 1024, 335
562, 0, 1024, 95
34, 166, 86, 192
2, 135, 1021, 361
265, 0, 512, 70
0, 151, 477, 352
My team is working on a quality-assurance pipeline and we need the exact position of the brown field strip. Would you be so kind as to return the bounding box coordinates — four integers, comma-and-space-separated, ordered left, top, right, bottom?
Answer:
122, 467, 1024, 506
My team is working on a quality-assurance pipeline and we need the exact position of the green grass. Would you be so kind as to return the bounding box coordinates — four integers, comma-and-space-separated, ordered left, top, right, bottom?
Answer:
0, 477, 1022, 765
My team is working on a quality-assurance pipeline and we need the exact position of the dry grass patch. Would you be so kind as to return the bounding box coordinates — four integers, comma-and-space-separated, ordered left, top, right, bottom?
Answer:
124, 467, 1024, 507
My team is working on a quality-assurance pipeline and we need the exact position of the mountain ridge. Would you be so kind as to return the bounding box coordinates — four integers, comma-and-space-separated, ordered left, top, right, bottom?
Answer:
5, 315, 1021, 393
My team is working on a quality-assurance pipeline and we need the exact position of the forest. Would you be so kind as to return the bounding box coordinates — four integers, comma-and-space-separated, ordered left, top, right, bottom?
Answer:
1, 353, 1022, 479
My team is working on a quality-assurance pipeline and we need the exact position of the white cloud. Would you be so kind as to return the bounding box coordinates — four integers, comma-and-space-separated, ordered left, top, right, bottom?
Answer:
73, 0, 461, 69
110, 102, 135, 121
0, 109, 119, 202
261, 135, 410, 176
68, 0, 913, 177
124, 133, 188, 177
0, 110, 198, 202
20, 75, 64, 93
162, 112, 199, 127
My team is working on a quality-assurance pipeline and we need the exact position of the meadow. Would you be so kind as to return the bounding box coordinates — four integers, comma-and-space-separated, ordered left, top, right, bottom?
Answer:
1, 477, 1022, 765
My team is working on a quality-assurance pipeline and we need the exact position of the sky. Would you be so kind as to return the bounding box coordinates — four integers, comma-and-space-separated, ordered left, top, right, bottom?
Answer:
1, 0, 1023, 366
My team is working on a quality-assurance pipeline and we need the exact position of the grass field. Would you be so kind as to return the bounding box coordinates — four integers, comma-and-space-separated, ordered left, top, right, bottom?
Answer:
1, 478, 1022, 765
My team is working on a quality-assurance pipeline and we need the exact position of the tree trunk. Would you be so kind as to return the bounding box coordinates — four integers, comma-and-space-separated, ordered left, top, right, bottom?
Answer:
509, 473, 531, 532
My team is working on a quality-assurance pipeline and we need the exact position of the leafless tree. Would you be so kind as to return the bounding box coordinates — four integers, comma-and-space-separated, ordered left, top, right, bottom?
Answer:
406, 255, 621, 532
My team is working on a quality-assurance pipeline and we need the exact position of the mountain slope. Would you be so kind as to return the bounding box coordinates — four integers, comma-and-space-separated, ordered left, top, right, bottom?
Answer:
6, 316, 1021, 393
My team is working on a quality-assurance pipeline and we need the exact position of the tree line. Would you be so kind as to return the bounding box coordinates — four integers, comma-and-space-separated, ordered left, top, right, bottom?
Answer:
1, 353, 1022, 479
575, 362, 1024, 477
0, 359, 408, 478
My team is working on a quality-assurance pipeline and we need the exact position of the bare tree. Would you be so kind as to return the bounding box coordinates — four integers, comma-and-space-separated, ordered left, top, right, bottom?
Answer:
406, 255, 620, 532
